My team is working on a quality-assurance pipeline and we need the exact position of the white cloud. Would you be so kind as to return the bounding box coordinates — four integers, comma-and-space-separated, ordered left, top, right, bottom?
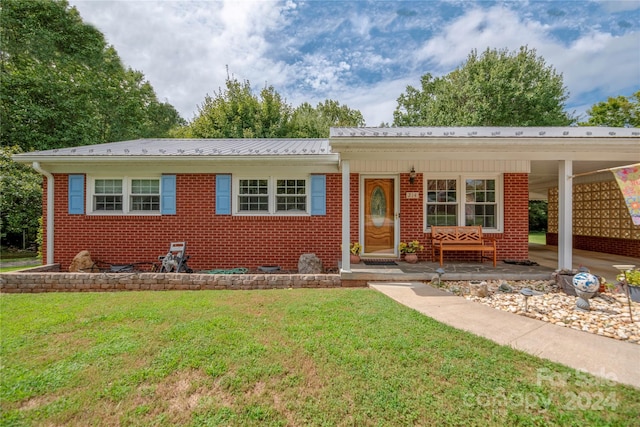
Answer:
68, 1, 639, 126
417, 6, 550, 71
555, 31, 640, 98
413, 5, 640, 116
70, 0, 288, 118
596, 0, 640, 13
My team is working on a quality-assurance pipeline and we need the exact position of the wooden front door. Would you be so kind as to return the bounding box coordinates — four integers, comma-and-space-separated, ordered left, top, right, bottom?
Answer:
364, 178, 396, 254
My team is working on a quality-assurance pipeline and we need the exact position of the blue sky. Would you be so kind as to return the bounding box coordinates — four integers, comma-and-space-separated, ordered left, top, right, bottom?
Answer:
69, 0, 640, 126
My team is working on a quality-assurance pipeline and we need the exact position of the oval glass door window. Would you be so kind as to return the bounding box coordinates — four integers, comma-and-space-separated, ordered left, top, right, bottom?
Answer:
370, 186, 386, 227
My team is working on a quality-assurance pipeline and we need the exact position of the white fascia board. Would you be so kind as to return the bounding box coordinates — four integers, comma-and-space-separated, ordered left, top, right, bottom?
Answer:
331, 136, 639, 150
14, 154, 340, 174
333, 137, 640, 162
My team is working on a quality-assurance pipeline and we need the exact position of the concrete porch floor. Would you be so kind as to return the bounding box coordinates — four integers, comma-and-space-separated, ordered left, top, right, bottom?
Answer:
340, 244, 639, 282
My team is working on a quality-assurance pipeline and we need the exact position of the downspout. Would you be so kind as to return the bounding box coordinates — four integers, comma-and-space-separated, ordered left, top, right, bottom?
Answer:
32, 162, 54, 265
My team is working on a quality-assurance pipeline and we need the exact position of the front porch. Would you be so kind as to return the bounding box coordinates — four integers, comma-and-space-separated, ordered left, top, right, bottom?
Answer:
340, 244, 638, 286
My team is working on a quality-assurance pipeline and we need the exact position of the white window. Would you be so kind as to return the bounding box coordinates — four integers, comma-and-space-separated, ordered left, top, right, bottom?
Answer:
94, 179, 123, 211
90, 177, 160, 214
425, 175, 502, 231
234, 177, 308, 215
131, 179, 160, 212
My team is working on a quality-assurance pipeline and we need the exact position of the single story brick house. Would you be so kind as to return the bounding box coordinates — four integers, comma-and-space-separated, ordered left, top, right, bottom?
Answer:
13, 127, 639, 272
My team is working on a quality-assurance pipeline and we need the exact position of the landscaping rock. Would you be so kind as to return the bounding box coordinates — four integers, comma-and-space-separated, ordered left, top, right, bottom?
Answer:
298, 253, 323, 274
68, 250, 98, 273
435, 279, 640, 345
469, 281, 488, 297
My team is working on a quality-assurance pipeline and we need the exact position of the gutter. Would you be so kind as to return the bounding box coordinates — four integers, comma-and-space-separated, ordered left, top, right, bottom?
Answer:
31, 162, 54, 265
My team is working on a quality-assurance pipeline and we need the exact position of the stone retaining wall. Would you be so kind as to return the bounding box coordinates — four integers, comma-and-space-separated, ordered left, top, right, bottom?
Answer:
0, 271, 346, 293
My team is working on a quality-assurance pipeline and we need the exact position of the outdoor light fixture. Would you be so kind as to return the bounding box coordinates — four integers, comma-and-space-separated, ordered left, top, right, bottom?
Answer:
409, 166, 416, 184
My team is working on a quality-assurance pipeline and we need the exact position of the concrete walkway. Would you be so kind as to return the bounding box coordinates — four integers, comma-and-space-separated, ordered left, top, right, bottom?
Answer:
370, 281, 640, 389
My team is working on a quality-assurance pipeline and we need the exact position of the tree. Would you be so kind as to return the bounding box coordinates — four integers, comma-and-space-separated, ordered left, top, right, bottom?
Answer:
184, 75, 291, 138
289, 100, 365, 138
0, 146, 42, 249
0, 0, 184, 151
393, 46, 574, 126
180, 72, 365, 138
0, 0, 184, 249
528, 200, 548, 232
579, 91, 640, 127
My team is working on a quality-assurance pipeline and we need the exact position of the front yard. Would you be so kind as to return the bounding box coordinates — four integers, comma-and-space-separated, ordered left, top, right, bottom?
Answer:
1, 289, 638, 426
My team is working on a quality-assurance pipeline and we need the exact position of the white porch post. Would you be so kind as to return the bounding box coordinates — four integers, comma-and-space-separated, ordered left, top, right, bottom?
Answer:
341, 160, 351, 273
558, 160, 573, 271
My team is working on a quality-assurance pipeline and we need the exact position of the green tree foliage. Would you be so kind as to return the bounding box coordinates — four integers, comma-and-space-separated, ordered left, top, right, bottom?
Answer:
177, 73, 365, 138
289, 100, 365, 137
579, 91, 640, 127
0, 0, 184, 151
0, 146, 42, 248
528, 200, 548, 232
393, 46, 574, 127
182, 76, 291, 138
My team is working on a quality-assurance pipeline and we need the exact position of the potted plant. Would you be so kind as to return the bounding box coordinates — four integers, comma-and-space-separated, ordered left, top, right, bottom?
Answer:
399, 240, 424, 264
350, 242, 362, 264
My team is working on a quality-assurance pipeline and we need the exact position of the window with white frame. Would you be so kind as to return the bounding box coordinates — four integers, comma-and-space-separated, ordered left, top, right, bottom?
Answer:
131, 179, 160, 211
94, 179, 123, 211
235, 177, 308, 214
276, 179, 307, 211
238, 179, 269, 212
91, 177, 160, 214
425, 175, 501, 231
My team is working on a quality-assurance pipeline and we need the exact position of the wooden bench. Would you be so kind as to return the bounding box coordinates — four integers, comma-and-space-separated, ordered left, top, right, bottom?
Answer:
431, 226, 497, 267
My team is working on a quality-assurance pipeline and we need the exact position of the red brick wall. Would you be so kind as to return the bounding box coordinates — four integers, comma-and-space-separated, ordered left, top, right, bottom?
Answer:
350, 173, 359, 242
398, 173, 530, 262
399, 172, 425, 259
47, 174, 343, 271
45, 172, 530, 270
501, 173, 530, 260
546, 233, 640, 258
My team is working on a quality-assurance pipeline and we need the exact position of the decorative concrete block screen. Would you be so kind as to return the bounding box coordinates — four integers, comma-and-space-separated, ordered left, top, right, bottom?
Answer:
548, 180, 638, 240
547, 178, 640, 258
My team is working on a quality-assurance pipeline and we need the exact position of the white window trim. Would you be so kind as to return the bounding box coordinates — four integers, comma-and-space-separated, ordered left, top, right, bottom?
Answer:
87, 176, 162, 215
423, 173, 503, 233
232, 176, 310, 216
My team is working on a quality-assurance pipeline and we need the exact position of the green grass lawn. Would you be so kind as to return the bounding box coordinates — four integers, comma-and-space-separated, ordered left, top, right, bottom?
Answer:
529, 232, 547, 245
0, 249, 39, 273
0, 263, 39, 273
1, 290, 638, 426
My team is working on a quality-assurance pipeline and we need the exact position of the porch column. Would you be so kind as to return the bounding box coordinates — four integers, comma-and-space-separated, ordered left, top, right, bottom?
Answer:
341, 160, 351, 273
558, 160, 573, 270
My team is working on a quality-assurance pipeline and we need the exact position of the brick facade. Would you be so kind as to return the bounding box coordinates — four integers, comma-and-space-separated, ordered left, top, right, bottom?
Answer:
44, 172, 530, 271
396, 172, 530, 262
546, 234, 640, 259
47, 173, 343, 271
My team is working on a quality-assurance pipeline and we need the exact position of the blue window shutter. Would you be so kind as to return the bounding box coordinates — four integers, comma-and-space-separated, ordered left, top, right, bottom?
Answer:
68, 174, 84, 214
216, 174, 231, 214
161, 175, 176, 215
310, 175, 326, 216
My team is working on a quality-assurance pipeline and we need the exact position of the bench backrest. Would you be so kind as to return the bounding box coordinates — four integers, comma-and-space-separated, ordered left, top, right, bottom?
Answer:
431, 226, 483, 243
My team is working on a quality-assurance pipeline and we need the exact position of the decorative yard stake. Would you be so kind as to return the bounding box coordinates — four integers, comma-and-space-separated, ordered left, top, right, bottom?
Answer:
432, 268, 445, 286
613, 265, 636, 323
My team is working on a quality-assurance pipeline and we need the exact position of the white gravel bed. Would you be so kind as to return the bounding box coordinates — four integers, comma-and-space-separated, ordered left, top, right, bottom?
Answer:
433, 280, 640, 344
